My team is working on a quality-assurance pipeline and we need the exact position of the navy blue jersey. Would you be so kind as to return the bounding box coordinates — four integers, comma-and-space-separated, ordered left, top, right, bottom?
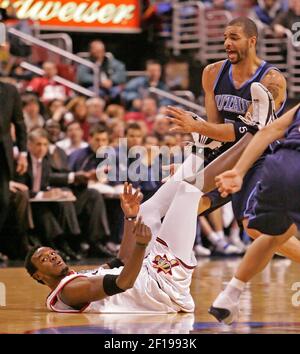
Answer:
214, 59, 286, 124
278, 106, 300, 150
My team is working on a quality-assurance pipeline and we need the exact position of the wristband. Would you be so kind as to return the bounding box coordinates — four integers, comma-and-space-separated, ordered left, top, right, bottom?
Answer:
103, 274, 125, 296
135, 242, 148, 248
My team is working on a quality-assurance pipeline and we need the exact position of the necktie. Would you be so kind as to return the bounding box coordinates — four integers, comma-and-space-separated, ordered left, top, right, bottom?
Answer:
33, 160, 42, 193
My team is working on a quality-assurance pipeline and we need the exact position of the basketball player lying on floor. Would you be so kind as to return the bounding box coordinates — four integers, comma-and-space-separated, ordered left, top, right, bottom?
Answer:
25, 182, 203, 313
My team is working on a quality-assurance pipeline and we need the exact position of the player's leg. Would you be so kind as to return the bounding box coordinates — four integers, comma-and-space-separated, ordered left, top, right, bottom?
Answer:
155, 181, 203, 265
139, 151, 203, 237
210, 224, 296, 324
235, 225, 296, 282
243, 218, 300, 263
210, 148, 300, 324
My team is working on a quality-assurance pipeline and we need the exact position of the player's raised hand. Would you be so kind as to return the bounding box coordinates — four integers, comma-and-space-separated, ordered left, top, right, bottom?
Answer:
166, 106, 201, 134
120, 182, 143, 218
133, 217, 152, 247
215, 169, 243, 198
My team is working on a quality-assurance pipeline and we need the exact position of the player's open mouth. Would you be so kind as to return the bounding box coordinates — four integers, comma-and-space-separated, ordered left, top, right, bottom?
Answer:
227, 50, 236, 58
56, 261, 63, 266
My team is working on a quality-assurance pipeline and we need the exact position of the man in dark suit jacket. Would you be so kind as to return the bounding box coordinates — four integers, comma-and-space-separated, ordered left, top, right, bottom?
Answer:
0, 82, 28, 261
17, 128, 81, 260
45, 120, 112, 257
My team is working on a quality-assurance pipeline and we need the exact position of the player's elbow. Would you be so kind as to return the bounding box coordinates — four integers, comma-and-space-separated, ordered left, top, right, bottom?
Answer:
116, 277, 135, 291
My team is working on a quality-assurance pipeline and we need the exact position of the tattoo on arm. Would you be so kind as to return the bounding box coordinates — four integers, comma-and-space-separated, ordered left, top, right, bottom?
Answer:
265, 83, 281, 101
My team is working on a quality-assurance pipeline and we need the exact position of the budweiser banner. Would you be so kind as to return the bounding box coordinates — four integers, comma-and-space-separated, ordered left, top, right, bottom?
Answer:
0, 0, 141, 32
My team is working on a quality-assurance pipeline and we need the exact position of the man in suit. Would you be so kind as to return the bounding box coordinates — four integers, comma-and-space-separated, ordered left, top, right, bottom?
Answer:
17, 128, 81, 260
45, 120, 113, 257
0, 81, 28, 261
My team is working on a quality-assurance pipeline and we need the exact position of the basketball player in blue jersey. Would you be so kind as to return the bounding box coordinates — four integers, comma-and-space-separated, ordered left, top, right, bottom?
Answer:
209, 102, 300, 324
165, 17, 287, 252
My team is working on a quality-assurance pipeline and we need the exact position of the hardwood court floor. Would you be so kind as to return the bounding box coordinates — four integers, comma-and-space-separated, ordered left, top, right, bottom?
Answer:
1, 258, 300, 334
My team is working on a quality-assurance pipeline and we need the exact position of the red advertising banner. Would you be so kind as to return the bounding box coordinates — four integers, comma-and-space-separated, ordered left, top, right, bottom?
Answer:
0, 0, 141, 33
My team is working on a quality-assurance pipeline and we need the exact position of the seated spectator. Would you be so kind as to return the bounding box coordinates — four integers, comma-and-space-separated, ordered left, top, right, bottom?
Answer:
57, 121, 88, 156
162, 133, 178, 149
105, 104, 125, 121
139, 135, 162, 201
64, 96, 90, 141
26, 61, 73, 103
124, 96, 158, 132
68, 123, 112, 174
86, 97, 108, 125
152, 114, 171, 141
273, 0, 300, 36
249, 0, 286, 29
16, 128, 81, 261
160, 132, 182, 167
67, 124, 114, 256
123, 59, 173, 109
44, 122, 113, 258
22, 94, 45, 132
109, 119, 126, 147
232, 0, 256, 16
77, 40, 126, 102
44, 119, 65, 146
47, 98, 67, 124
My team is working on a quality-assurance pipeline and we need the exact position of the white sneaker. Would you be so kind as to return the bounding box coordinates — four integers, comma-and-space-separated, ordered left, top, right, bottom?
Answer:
228, 233, 246, 253
209, 291, 239, 325
215, 242, 242, 255
106, 242, 120, 254
194, 244, 211, 256
251, 82, 277, 128
239, 83, 277, 129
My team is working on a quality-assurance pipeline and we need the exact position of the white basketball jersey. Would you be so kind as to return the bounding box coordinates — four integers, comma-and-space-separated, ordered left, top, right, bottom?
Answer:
46, 238, 196, 314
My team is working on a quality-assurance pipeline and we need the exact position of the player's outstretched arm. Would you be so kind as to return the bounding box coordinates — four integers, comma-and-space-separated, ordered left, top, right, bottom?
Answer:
166, 106, 236, 142
118, 182, 143, 265
59, 217, 151, 308
215, 104, 300, 197
116, 217, 151, 289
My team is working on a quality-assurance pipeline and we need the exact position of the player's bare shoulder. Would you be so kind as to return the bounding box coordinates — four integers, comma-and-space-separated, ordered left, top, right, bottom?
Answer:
202, 60, 226, 92
260, 69, 287, 107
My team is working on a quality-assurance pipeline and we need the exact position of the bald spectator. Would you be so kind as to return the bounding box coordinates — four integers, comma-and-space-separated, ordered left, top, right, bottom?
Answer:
86, 97, 108, 125
27, 61, 72, 103
77, 40, 126, 102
